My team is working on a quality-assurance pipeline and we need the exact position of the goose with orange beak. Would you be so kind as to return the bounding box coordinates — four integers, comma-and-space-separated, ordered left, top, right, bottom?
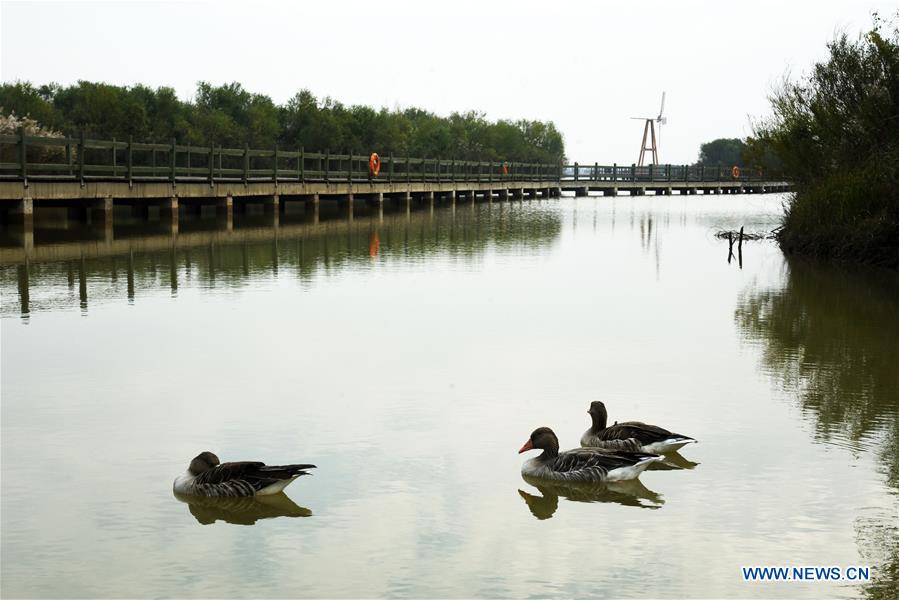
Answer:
519, 427, 663, 483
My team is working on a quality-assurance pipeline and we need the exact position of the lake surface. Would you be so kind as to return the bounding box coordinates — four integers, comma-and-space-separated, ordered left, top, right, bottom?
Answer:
2, 195, 897, 599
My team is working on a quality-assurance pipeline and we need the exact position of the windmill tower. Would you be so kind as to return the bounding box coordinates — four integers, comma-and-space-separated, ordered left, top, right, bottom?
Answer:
631, 92, 667, 166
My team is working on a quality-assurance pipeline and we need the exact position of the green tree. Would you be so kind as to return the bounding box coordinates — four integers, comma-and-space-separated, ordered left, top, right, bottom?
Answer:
695, 138, 746, 166
754, 12, 899, 266
0, 80, 566, 163
0, 81, 62, 130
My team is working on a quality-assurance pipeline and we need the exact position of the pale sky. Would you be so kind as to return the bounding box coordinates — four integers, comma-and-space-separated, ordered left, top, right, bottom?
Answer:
1, 0, 893, 163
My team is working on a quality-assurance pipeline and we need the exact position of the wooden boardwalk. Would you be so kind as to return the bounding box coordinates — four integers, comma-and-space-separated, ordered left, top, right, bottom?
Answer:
0, 132, 791, 232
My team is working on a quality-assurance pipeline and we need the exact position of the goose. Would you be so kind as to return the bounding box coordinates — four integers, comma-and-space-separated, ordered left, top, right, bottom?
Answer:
173, 451, 316, 498
518, 427, 662, 482
580, 400, 697, 454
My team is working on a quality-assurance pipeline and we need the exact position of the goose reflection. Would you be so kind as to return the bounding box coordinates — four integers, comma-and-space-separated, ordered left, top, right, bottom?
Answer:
174, 491, 312, 525
645, 450, 699, 471
518, 475, 664, 519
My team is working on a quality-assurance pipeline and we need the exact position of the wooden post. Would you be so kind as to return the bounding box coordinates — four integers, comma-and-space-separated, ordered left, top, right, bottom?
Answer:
738, 226, 744, 252
66, 138, 73, 176
79, 130, 86, 184
273, 144, 279, 181
406, 156, 410, 183
574, 161, 579, 181
631, 163, 636, 181
243, 143, 250, 184
18, 126, 27, 180
300, 146, 305, 182
170, 138, 177, 183
127, 136, 133, 186
612, 163, 617, 182
325, 150, 330, 182
208, 143, 215, 183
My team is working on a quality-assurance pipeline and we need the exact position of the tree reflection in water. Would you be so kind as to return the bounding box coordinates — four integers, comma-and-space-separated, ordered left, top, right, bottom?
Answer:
735, 257, 899, 599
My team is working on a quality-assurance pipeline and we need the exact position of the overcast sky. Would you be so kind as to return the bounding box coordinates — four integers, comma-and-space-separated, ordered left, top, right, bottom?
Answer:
1, 0, 893, 163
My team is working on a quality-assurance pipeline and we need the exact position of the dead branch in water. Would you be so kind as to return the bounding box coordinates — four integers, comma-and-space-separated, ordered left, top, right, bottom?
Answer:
715, 229, 776, 241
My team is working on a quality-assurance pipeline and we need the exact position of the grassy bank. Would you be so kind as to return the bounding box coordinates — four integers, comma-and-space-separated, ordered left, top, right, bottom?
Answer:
752, 13, 899, 268
778, 160, 899, 268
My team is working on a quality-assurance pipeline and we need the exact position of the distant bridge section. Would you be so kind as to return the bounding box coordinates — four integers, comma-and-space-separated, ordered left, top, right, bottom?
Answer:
561, 162, 791, 196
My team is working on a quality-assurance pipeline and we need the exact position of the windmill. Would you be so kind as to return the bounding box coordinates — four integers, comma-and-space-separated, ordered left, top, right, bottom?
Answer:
631, 92, 667, 166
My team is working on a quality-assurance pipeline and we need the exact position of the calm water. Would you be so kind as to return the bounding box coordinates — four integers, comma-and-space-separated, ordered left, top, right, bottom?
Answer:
1, 196, 897, 599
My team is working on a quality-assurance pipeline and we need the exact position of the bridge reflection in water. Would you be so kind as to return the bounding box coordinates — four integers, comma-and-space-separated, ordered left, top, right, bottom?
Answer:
0, 198, 562, 319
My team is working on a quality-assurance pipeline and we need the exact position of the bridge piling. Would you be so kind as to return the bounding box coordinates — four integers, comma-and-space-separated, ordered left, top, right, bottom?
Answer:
308, 193, 320, 224
161, 197, 178, 235
215, 196, 233, 230
9, 198, 33, 226
90, 197, 113, 226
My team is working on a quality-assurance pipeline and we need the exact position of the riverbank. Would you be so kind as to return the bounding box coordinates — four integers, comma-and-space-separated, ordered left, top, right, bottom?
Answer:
777, 163, 899, 269
752, 15, 898, 269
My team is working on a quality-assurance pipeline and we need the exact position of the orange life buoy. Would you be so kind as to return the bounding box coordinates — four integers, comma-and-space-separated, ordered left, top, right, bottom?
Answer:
369, 153, 381, 177
731, 165, 741, 179
502, 163, 508, 176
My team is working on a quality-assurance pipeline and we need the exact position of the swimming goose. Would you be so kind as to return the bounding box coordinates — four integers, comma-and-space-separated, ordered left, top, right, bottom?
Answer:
580, 401, 697, 454
519, 427, 662, 482
173, 451, 316, 498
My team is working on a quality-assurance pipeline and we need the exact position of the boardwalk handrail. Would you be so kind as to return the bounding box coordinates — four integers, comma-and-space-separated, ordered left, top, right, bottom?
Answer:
0, 128, 787, 186
561, 162, 783, 183
0, 129, 561, 184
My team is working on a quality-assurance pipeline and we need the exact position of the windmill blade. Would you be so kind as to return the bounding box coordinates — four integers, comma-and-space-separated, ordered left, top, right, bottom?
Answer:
657, 91, 666, 119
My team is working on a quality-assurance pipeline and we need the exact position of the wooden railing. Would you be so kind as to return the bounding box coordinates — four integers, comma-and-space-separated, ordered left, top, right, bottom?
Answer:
562, 162, 781, 183
0, 130, 561, 184
0, 129, 785, 186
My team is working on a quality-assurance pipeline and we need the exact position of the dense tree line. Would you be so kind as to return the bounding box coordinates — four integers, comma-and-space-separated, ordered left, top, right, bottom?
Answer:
0, 81, 565, 163
751, 12, 898, 267
694, 138, 747, 166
